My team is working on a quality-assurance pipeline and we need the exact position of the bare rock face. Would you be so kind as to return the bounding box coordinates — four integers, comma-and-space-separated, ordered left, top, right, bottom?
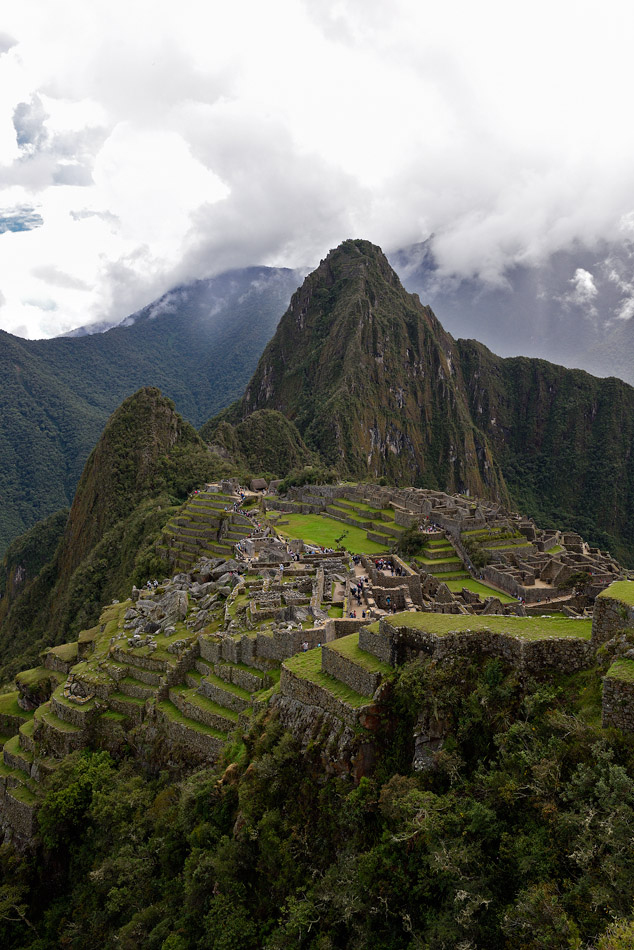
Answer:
155, 589, 189, 626
412, 711, 451, 772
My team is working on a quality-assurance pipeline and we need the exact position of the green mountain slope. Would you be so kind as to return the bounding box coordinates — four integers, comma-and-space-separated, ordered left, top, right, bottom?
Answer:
0, 388, 231, 681
209, 239, 634, 563
457, 339, 634, 562
0, 266, 298, 556
233, 239, 505, 499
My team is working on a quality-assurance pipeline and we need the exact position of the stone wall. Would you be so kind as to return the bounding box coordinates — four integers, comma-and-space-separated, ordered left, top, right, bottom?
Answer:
358, 626, 391, 664
0, 787, 36, 840
154, 705, 224, 759
380, 619, 594, 676
482, 565, 547, 604
321, 646, 380, 697
51, 696, 96, 729
393, 508, 418, 527
602, 675, 634, 731
361, 556, 422, 604
279, 664, 367, 728
592, 594, 634, 646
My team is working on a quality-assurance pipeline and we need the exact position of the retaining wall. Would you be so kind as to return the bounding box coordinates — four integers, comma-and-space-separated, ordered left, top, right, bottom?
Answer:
592, 594, 634, 646
321, 646, 381, 697
602, 675, 634, 731
381, 619, 594, 675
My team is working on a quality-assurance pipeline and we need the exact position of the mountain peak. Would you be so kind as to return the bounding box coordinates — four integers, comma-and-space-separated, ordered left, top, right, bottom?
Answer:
237, 239, 504, 499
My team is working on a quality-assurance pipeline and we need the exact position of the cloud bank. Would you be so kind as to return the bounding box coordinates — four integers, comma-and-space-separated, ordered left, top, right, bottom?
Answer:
2, 0, 634, 336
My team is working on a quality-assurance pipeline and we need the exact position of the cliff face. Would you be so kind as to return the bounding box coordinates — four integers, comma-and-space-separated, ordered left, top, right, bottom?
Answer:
457, 340, 634, 561
239, 240, 506, 499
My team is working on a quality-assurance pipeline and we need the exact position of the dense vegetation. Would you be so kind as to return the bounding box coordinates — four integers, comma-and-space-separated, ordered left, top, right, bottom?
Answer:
0, 389, 239, 685
234, 240, 505, 500
0, 267, 298, 556
202, 410, 317, 477
213, 239, 634, 564
2, 657, 634, 948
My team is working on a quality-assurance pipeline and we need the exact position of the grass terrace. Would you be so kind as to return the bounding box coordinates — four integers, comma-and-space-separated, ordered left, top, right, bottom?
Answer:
445, 578, 517, 604
0, 692, 34, 719
273, 513, 386, 554
45, 642, 79, 664
327, 633, 393, 676
605, 658, 634, 683
387, 611, 592, 641
284, 648, 374, 705
598, 580, 634, 605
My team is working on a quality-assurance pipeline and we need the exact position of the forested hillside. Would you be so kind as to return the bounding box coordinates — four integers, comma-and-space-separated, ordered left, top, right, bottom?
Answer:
217, 239, 634, 564
0, 266, 298, 556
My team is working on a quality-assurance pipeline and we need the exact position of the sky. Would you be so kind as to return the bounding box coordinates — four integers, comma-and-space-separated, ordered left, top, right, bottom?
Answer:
2, 0, 634, 338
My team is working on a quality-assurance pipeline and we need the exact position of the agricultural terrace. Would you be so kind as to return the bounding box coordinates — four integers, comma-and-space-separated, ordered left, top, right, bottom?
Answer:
388, 611, 592, 641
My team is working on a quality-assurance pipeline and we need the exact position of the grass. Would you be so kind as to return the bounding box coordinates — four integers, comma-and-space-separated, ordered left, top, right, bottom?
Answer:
15, 666, 63, 688
0, 692, 33, 719
170, 685, 239, 722
273, 513, 387, 554
606, 658, 634, 683
598, 580, 634, 606
329, 606, 344, 618
445, 579, 517, 604
284, 648, 374, 705
157, 700, 229, 740
327, 633, 392, 675
45, 642, 78, 663
386, 611, 592, 641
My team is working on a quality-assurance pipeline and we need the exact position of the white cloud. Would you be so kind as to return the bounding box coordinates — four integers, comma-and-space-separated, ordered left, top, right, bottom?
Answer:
2, 0, 634, 335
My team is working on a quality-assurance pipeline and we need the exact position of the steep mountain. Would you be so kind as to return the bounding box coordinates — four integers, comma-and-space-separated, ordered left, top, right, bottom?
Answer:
227, 239, 505, 499
0, 388, 230, 681
203, 409, 317, 474
211, 239, 634, 563
457, 341, 634, 562
0, 265, 299, 556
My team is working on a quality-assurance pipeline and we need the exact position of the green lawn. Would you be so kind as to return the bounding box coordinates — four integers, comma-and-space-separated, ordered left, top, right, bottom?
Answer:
284, 648, 374, 705
327, 633, 392, 675
273, 513, 387, 554
445, 579, 517, 604
387, 611, 592, 641
606, 658, 634, 683
598, 580, 634, 606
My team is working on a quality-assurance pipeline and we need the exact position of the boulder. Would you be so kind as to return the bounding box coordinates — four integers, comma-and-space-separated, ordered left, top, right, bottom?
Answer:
156, 589, 189, 624
209, 559, 241, 579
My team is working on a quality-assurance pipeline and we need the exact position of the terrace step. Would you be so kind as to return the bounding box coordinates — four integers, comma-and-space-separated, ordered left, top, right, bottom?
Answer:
215, 659, 274, 692
155, 701, 227, 759
34, 704, 84, 756
18, 719, 35, 754
117, 676, 156, 702
51, 691, 96, 727
168, 685, 238, 732
198, 672, 252, 713
321, 633, 391, 698
3, 734, 33, 777
280, 648, 374, 729
107, 692, 146, 723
